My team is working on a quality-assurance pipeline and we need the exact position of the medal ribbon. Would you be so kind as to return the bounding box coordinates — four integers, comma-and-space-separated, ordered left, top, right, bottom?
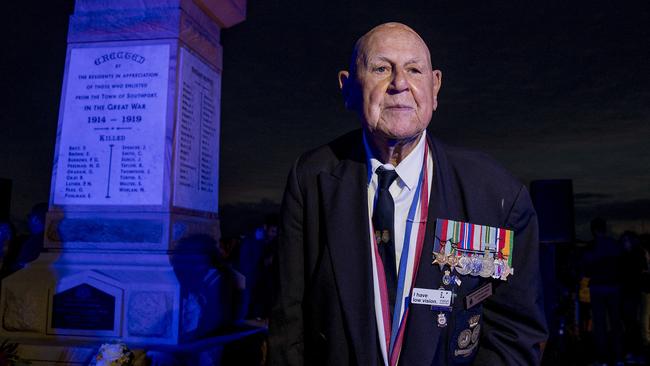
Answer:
371, 142, 430, 366
434, 220, 514, 265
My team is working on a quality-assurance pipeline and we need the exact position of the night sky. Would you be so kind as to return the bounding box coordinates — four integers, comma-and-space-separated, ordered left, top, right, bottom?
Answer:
1, 1, 648, 239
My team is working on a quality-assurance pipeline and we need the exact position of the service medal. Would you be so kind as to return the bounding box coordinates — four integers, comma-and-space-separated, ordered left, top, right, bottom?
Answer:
446, 253, 459, 268
469, 255, 482, 276
500, 263, 514, 281
480, 254, 495, 278
493, 258, 505, 279
456, 255, 471, 275
432, 251, 447, 270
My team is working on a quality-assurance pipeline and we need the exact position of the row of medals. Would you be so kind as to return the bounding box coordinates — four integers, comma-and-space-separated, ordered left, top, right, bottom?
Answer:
432, 249, 513, 281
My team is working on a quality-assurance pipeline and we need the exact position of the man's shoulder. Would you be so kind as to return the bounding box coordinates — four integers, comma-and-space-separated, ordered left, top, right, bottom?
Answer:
434, 137, 523, 194
293, 129, 364, 176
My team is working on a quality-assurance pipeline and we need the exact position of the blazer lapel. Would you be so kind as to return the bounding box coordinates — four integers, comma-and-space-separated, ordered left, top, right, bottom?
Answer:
319, 154, 378, 366
400, 136, 465, 365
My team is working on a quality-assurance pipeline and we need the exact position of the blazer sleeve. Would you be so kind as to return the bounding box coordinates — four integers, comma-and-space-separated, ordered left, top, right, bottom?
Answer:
268, 158, 306, 366
473, 186, 549, 365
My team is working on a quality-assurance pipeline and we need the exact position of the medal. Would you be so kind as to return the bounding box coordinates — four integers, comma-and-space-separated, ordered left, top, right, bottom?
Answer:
446, 253, 459, 268
437, 312, 447, 327
432, 251, 447, 270
457, 329, 472, 348
469, 255, 482, 276
493, 258, 505, 279
471, 324, 481, 343
442, 270, 451, 286
480, 252, 495, 278
456, 254, 471, 275
500, 262, 514, 281
469, 314, 480, 327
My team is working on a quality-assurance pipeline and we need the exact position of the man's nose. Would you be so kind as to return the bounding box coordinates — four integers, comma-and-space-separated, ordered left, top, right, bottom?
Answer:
388, 68, 408, 94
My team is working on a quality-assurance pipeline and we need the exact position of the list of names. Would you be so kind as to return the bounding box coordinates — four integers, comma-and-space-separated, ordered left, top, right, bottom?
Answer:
53, 44, 170, 205
172, 48, 220, 213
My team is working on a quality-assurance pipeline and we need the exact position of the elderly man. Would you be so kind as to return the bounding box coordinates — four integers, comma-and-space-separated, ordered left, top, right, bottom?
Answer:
269, 23, 547, 365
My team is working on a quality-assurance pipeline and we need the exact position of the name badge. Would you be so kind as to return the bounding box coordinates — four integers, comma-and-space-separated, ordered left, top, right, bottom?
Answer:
465, 282, 493, 309
411, 288, 452, 307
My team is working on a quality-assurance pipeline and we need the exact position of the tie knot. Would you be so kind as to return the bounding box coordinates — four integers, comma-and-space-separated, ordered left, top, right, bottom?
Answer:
376, 167, 399, 190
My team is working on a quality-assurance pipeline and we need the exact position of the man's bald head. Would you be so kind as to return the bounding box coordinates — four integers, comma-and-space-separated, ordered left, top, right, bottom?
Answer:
337, 22, 442, 162
350, 22, 433, 78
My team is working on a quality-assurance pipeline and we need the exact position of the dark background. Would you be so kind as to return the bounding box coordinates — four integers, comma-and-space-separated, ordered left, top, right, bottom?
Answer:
1, 0, 648, 238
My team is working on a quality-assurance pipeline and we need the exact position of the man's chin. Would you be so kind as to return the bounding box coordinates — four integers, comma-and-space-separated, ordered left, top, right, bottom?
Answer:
377, 130, 424, 145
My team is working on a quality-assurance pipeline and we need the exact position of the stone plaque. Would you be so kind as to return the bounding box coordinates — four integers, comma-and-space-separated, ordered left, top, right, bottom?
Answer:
53, 44, 170, 205
172, 47, 221, 213
51, 283, 115, 331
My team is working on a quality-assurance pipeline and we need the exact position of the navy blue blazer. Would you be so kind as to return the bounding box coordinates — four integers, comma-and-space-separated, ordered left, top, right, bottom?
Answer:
269, 129, 548, 365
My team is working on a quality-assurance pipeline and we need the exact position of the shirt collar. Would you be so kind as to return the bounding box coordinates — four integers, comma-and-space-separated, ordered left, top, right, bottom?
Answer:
363, 131, 427, 191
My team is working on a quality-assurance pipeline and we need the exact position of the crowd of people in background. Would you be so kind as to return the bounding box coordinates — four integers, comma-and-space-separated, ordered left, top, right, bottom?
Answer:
2, 202, 649, 366
549, 218, 650, 366
216, 214, 279, 366
0, 202, 47, 279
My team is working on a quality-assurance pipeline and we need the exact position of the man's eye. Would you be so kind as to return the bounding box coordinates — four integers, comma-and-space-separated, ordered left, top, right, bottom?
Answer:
409, 68, 422, 74
374, 66, 389, 73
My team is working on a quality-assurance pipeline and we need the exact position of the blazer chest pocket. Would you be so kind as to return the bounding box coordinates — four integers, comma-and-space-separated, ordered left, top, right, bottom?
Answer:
449, 304, 483, 364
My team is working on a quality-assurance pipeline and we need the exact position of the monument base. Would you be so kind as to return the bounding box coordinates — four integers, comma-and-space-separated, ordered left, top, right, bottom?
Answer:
0, 248, 244, 346
12, 325, 264, 365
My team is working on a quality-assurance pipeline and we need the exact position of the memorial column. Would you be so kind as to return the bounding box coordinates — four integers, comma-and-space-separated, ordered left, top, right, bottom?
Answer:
0, 0, 246, 351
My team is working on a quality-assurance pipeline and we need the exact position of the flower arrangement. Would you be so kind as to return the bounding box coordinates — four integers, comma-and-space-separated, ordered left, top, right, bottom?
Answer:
91, 343, 134, 366
0, 339, 30, 365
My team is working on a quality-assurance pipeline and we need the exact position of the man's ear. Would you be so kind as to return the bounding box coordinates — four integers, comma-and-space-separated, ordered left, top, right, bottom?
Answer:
338, 70, 355, 110
431, 69, 442, 111
338, 70, 349, 90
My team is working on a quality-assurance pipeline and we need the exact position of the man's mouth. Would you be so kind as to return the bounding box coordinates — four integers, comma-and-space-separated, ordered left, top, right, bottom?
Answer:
384, 104, 414, 111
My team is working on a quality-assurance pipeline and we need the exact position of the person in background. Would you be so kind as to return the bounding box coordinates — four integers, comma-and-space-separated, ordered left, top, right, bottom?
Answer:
217, 236, 242, 266
0, 220, 16, 276
582, 218, 624, 366
639, 234, 650, 363
238, 214, 279, 320
16, 203, 48, 267
619, 231, 645, 364
1, 203, 48, 276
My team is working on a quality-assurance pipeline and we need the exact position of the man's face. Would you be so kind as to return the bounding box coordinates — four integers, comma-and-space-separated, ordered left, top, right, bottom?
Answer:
340, 25, 442, 142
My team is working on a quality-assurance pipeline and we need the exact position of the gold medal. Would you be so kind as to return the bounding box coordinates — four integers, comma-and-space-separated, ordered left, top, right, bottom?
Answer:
446, 253, 459, 268
432, 251, 447, 270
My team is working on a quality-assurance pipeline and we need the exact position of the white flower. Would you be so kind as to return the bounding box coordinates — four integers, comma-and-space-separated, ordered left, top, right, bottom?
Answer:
94, 343, 131, 366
